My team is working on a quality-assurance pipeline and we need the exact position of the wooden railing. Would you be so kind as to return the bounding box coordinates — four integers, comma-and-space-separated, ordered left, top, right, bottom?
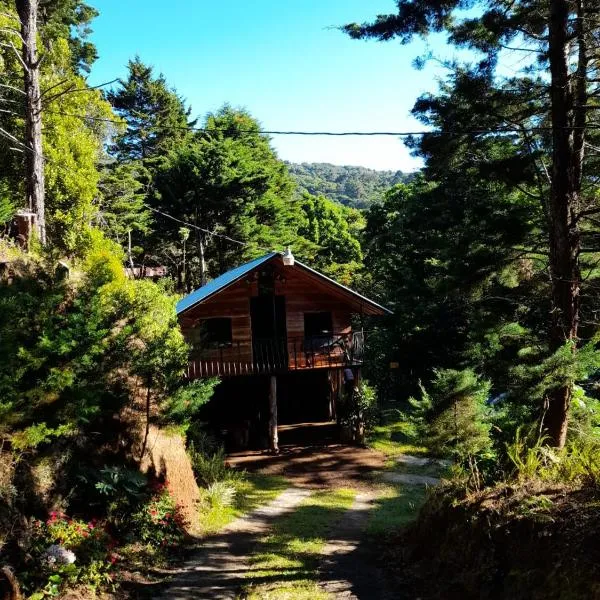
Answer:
186, 331, 364, 379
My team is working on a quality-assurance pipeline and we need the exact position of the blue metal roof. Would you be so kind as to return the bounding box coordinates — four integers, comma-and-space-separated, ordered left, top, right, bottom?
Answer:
176, 252, 277, 315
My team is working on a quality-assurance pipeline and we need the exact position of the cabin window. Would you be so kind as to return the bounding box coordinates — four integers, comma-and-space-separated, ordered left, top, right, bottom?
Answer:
304, 312, 333, 339
196, 318, 233, 348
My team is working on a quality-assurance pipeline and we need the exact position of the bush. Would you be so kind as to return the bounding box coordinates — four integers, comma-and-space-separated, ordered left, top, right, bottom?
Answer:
129, 483, 188, 548
409, 369, 495, 484
188, 439, 245, 486
338, 381, 378, 444
77, 465, 148, 530
204, 481, 237, 508
22, 512, 114, 598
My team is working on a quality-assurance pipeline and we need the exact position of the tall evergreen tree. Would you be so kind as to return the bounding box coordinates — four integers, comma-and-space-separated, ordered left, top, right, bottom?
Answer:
345, 0, 600, 447
107, 57, 196, 168
152, 106, 304, 288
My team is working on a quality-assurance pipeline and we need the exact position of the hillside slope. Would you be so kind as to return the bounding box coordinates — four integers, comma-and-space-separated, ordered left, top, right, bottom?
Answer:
287, 162, 409, 208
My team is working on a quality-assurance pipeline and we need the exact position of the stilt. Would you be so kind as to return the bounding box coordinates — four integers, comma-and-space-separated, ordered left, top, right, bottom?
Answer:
269, 375, 279, 453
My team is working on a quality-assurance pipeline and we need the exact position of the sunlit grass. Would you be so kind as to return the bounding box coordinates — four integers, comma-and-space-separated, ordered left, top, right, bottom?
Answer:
367, 483, 427, 537
368, 413, 428, 458
198, 473, 288, 535
243, 488, 355, 598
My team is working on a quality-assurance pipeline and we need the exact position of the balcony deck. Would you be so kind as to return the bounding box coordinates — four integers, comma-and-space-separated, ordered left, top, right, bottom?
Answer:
186, 331, 364, 379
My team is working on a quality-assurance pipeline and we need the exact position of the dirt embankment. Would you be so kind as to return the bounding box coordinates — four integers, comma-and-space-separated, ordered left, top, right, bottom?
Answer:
382, 481, 600, 600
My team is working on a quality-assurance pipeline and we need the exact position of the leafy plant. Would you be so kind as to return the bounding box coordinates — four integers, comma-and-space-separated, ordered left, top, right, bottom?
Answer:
204, 481, 236, 508
188, 444, 231, 486
130, 484, 187, 548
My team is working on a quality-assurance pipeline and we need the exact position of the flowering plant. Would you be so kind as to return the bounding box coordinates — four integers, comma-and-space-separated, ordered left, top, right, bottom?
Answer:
130, 481, 188, 548
26, 512, 115, 597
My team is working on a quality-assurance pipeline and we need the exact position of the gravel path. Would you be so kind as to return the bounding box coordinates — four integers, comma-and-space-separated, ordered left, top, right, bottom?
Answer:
155, 487, 311, 600
382, 472, 440, 486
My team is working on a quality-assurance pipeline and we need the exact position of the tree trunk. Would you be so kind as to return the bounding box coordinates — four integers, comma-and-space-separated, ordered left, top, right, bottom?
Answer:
545, 0, 585, 447
16, 0, 46, 245
268, 375, 278, 453
195, 207, 207, 286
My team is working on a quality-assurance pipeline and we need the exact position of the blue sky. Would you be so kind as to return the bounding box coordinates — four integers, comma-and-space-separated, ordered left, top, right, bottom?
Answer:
89, 1, 456, 172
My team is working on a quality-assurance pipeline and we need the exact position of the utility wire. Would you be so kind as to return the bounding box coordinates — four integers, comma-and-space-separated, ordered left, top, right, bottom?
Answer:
40, 109, 600, 136
0, 126, 280, 253
142, 203, 274, 253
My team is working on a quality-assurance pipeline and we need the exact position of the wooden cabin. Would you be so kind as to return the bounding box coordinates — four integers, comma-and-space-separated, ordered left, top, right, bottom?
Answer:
177, 250, 390, 451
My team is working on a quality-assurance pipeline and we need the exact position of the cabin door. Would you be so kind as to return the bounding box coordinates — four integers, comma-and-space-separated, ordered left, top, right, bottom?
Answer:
250, 296, 288, 369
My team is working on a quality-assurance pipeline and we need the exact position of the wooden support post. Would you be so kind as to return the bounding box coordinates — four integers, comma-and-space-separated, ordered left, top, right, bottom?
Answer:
268, 375, 279, 453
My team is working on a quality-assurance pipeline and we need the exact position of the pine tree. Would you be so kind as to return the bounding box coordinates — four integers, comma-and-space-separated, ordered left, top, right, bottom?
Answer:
345, 0, 600, 447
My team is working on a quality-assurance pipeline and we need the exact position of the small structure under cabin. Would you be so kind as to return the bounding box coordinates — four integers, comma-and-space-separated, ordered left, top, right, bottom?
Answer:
176, 250, 390, 451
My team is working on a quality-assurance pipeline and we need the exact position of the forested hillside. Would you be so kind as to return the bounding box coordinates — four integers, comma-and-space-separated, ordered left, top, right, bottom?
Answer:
287, 162, 407, 208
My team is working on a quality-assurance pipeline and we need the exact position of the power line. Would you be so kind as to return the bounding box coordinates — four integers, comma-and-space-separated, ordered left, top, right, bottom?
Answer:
41, 109, 600, 137
142, 204, 274, 253
0, 124, 277, 252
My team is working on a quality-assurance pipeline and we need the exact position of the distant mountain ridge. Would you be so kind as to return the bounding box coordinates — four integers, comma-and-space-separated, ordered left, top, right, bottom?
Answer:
286, 161, 409, 209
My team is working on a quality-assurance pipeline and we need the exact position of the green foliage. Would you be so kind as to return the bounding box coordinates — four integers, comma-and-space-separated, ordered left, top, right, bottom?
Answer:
23, 512, 114, 597
107, 56, 195, 166
288, 162, 408, 208
97, 162, 152, 254
338, 381, 378, 444
10, 423, 73, 452
204, 481, 237, 509
296, 192, 364, 285
188, 444, 233, 486
0, 180, 15, 225
130, 484, 187, 548
409, 369, 493, 466
0, 233, 189, 440
152, 105, 300, 285
505, 428, 600, 486
80, 465, 148, 526
160, 378, 219, 429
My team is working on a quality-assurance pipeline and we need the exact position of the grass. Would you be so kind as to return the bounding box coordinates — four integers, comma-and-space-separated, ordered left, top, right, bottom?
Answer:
368, 409, 428, 458
243, 488, 356, 599
367, 483, 428, 537
198, 473, 288, 535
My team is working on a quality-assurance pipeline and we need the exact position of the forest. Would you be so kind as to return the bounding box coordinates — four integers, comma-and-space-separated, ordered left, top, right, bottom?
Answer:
1, 0, 600, 598
287, 162, 408, 208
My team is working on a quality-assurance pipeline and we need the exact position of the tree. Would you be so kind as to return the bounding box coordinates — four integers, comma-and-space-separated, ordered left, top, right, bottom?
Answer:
296, 192, 363, 285
107, 57, 196, 169
1, 1, 114, 250
345, 0, 600, 447
16, 0, 46, 244
152, 106, 302, 287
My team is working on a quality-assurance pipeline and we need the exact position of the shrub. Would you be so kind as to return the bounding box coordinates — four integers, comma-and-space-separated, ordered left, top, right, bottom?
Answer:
338, 381, 378, 444
22, 512, 114, 597
188, 443, 243, 486
410, 369, 493, 458
130, 483, 188, 548
77, 465, 148, 529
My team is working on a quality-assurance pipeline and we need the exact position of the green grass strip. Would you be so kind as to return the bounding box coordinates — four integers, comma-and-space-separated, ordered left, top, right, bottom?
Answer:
199, 473, 288, 535
244, 488, 356, 599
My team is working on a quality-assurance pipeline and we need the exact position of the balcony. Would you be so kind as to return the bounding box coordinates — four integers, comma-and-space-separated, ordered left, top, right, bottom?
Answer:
186, 331, 365, 379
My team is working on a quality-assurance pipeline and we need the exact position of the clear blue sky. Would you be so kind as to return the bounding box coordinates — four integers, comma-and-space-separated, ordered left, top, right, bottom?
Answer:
89, 1, 456, 172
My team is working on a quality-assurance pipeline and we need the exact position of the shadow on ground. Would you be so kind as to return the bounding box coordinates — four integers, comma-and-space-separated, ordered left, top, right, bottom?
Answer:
227, 422, 386, 490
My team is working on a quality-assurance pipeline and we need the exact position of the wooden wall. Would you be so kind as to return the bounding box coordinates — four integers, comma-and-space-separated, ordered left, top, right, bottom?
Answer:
179, 259, 356, 368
